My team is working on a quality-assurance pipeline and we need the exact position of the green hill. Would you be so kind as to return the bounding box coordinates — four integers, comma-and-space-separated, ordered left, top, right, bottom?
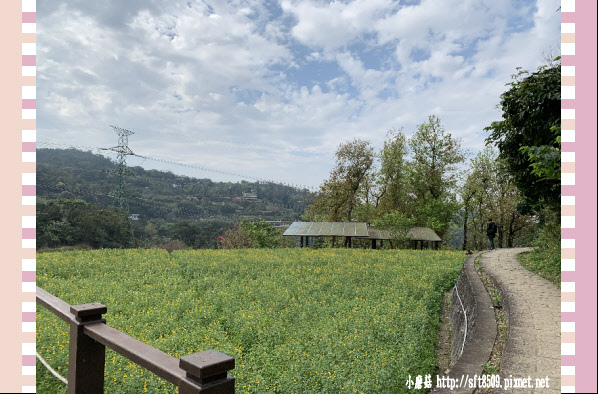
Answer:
36, 148, 309, 249
37, 148, 308, 222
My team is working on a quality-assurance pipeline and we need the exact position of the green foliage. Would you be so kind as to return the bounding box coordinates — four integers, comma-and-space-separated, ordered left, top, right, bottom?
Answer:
408, 116, 465, 199
172, 221, 224, 249
307, 236, 327, 249
519, 125, 561, 181
305, 117, 464, 243
374, 211, 417, 248
240, 219, 281, 248
37, 148, 312, 250
36, 199, 132, 249
216, 225, 253, 249
375, 128, 409, 214
485, 62, 561, 214
460, 148, 535, 250
37, 148, 309, 224
517, 210, 561, 286
217, 220, 282, 249
483, 361, 499, 375
305, 139, 375, 222
406, 115, 466, 238
36, 248, 465, 393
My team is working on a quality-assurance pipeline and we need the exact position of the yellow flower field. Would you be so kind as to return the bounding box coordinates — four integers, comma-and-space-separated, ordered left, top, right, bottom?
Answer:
36, 248, 464, 393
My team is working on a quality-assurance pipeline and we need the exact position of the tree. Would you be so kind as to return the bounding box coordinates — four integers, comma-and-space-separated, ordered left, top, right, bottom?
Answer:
216, 225, 252, 249
216, 220, 281, 249
304, 119, 464, 245
36, 199, 132, 249
461, 148, 535, 250
304, 139, 375, 222
241, 219, 281, 248
485, 61, 561, 214
407, 115, 466, 238
376, 128, 409, 214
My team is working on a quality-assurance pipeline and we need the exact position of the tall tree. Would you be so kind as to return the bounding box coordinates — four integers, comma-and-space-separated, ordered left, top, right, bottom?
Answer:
485, 61, 561, 214
376, 128, 409, 213
305, 139, 375, 222
407, 115, 466, 238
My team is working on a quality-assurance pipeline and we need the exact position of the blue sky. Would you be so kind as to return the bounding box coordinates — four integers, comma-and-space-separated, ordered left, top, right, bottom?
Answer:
37, 0, 561, 190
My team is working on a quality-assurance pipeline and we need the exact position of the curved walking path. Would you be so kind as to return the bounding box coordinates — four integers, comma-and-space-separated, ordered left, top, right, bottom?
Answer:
480, 248, 561, 393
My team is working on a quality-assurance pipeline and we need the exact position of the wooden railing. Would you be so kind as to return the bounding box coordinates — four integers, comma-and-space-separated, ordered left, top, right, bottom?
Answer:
36, 286, 235, 393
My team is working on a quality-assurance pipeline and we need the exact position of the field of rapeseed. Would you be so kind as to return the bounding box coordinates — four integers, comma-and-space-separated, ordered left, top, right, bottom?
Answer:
36, 248, 464, 393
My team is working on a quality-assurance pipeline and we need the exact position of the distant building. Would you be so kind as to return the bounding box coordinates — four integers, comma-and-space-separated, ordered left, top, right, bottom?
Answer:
129, 214, 140, 220
242, 192, 258, 201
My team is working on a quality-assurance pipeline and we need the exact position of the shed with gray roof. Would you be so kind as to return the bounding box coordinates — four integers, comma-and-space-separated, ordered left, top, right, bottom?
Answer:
282, 222, 441, 249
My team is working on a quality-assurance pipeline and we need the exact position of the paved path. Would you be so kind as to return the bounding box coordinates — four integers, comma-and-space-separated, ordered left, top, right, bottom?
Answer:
480, 248, 561, 393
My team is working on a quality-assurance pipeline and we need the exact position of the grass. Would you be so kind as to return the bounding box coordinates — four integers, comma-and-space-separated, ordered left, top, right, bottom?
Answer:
517, 250, 560, 287
36, 248, 465, 393
517, 211, 560, 287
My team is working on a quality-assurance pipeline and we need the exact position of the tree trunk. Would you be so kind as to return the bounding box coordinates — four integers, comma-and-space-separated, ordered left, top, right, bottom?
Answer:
461, 193, 473, 250
462, 210, 468, 251
508, 212, 516, 247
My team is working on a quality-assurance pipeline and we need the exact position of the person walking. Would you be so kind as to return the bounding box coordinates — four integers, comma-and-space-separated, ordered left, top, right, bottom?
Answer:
486, 218, 498, 250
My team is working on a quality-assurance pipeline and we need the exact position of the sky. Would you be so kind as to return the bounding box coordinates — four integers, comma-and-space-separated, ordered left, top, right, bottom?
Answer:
37, 0, 561, 190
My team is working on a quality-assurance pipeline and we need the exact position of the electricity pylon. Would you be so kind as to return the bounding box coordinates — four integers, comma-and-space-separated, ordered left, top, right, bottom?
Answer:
104, 125, 135, 210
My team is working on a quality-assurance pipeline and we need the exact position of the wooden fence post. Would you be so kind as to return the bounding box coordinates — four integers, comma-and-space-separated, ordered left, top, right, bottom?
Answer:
68, 303, 107, 394
178, 349, 235, 393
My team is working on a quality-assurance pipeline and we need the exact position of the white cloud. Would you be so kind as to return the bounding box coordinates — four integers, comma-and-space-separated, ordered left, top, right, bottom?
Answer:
36, 0, 560, 188
335, 52, 394, 102
281, 0, 395, 51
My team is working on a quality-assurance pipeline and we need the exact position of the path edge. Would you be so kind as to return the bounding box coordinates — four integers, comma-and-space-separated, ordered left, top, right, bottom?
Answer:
432, 252, 496, 394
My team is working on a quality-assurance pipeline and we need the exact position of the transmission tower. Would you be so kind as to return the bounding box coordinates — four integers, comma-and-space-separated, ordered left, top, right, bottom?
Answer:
104, 125, 135, 210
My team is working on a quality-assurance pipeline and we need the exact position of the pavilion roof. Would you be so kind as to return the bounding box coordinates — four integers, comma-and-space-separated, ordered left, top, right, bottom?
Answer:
367, 226, 441, 241
282, 222, 441, 241
282, 222, 369, 237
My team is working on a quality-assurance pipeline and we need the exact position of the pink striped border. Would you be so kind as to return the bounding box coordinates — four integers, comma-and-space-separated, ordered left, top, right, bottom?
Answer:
21, 0, 37, 392
561, 0, 598, 392
7, 0, 597, 392
560, 1, 576, 392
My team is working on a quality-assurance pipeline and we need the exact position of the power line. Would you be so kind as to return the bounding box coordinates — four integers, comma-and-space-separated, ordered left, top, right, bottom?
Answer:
129, 153, 315, 191
102, 126, 136, 210
38, 141, 316, 192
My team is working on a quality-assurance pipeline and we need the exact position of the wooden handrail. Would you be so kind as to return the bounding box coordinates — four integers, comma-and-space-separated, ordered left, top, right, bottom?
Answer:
36, 286, 75, 324
84, 323, 185, 385
36, 286, 235, 393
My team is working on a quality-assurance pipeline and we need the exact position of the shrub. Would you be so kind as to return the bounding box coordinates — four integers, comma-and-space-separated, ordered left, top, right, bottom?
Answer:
217, 220, 282, 249
216, 225, 252, 249
155, 240, 188, 253
518, 209, 560, 285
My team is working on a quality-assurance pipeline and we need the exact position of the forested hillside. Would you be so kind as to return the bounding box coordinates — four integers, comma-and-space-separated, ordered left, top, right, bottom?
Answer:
37, 148, 309, 249
38, 148, 308, 220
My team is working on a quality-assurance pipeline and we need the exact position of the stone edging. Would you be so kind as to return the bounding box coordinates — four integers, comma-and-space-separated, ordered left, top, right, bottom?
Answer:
432, 252, 496, 393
